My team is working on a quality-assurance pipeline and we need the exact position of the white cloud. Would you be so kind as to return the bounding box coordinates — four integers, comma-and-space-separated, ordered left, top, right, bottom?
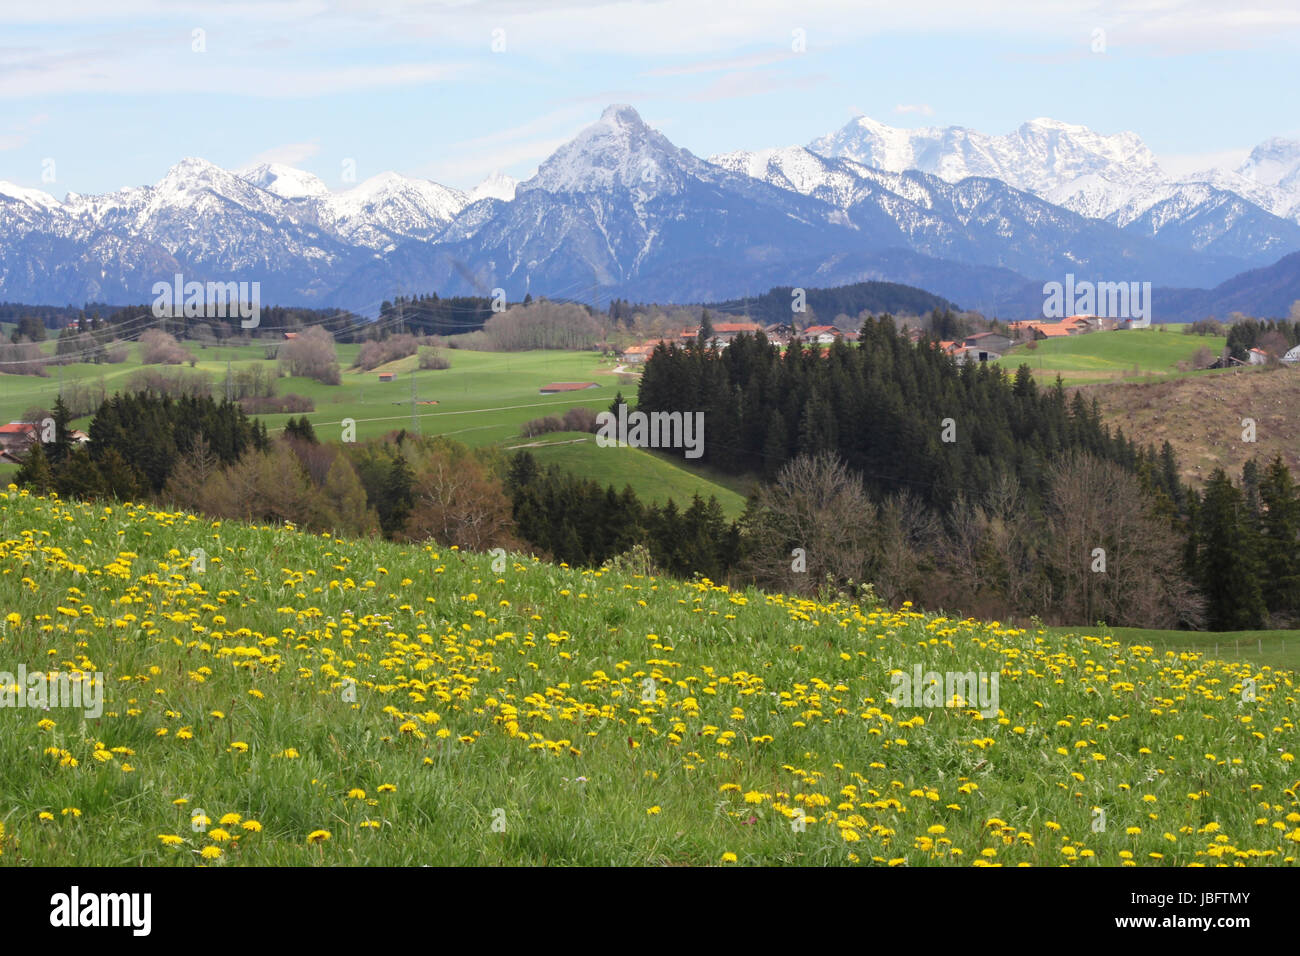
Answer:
1158, 147, 1252, 178
244, 141, 321, 167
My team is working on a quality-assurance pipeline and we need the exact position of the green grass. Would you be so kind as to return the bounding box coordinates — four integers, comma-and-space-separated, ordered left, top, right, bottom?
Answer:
994, 327, 1229, 386
1045, 627, 1300, 672
1, 489, 1297, 866
0, 340, 742, 513
522, 431, 750, 517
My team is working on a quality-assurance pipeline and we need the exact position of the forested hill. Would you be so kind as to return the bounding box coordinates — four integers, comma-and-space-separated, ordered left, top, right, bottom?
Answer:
700, 281, 958, 324
635, 318, 1158, 506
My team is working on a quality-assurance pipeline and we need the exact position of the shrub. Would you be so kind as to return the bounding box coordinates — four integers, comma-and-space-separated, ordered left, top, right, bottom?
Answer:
354, 333, 421, 371
561, 406, 599, 433
520, 416, 564, 438
124, 367, 212, 398
139, 329, 191, 365
0, 341, 48, 376
278, 326, 340, 385
418, 348, 451, 370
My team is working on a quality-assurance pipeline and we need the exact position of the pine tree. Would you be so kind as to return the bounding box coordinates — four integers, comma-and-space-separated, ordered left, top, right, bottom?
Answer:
1196, 469, 1266, 630
1258, 455, 1300, 619
379, 454, 415, 537
15, 441, 54, 494
698, 309, 715, 346
49, 395, 72, 465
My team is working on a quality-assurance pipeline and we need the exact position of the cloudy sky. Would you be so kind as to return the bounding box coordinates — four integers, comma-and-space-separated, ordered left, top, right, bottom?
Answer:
2, 0, 1298, 195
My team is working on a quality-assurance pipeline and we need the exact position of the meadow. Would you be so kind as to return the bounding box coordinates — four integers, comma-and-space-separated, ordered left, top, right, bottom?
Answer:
0, 487, 1295, 866
0, 335, 744, 511
994, 326, 1230, 385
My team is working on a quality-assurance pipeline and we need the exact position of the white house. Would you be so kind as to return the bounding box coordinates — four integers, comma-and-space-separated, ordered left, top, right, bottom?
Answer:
1248, 347, 1269, 365
1282, 344, 1300, 365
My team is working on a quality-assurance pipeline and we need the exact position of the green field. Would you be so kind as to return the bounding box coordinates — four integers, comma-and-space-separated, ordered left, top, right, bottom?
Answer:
1046, 627, 1300, 672
994, 326, 1229, 386
522, 432, 751, 517
0, 338, 746, 510
2, 488, 1296, 866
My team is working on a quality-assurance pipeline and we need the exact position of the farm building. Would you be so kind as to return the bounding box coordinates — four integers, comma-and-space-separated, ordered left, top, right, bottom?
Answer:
1248, 348, 1269, 365
680, 321, 763, 344
1282, 344, 1300, 365
0, 422, 39, 456
378, 372, 396, 382
539, 382, 600, 394
801, 325, 839, 345
620, 345, 651, 364
963, 331, 1013, 354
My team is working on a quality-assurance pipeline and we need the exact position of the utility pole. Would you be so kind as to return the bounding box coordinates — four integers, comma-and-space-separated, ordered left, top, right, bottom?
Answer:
225, 360, 232, 403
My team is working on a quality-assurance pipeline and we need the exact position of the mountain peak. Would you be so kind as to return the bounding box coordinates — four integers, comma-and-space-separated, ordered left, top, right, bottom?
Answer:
0, 181, 61, 211
522, 104, 689, 195
469, 171, 518, 203
600, 103, 645, 127
239, 162, 330, 199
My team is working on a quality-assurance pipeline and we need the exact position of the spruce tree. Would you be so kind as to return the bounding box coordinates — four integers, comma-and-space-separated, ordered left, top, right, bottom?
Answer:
1196, 469, 1266, 630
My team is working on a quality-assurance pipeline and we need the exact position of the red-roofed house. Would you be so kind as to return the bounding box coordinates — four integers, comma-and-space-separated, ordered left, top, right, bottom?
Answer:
0, 422, 40, 457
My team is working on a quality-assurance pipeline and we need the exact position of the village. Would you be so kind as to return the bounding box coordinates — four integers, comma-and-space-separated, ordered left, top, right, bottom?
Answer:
612, 313, 1300, 369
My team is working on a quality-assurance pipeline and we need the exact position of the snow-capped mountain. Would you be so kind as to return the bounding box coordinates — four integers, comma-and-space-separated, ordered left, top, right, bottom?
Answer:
809, 115, 1165, 197
238, 163, 331, 200
468, 172, 518, 203
338, 105, 1254, 310
1239, 138, 1300, 192
311, 172, 466, 250
708, 144, 1294, 277
2, 104, 1298, 315
793, 115, 1300, 264
342, 104, 865, 306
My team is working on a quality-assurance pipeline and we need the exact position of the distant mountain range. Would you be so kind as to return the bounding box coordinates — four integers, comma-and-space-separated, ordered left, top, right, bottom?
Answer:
2, 105, 1298, 320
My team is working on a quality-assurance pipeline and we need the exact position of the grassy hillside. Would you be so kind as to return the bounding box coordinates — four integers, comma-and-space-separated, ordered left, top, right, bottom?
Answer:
1, 487, 1296, 866
0, 339, 743, 512
1080, 366, 1300, 486
521, 432, 750, 517
995, 327, 1229, 386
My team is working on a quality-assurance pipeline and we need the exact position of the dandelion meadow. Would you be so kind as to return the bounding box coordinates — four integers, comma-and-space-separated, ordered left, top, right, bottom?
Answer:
0, 486, 1296, 866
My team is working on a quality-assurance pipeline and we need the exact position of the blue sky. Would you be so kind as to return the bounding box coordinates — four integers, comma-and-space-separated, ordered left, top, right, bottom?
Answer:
2, 0, 1298, 195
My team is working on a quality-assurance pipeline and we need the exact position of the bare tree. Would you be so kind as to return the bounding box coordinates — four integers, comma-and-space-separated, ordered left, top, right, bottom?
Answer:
278, 326, 340, 384
402, 451, 516, 551
741, 452, 879, 597
1046, 451, 1204, 628
139, 329, 190, 364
